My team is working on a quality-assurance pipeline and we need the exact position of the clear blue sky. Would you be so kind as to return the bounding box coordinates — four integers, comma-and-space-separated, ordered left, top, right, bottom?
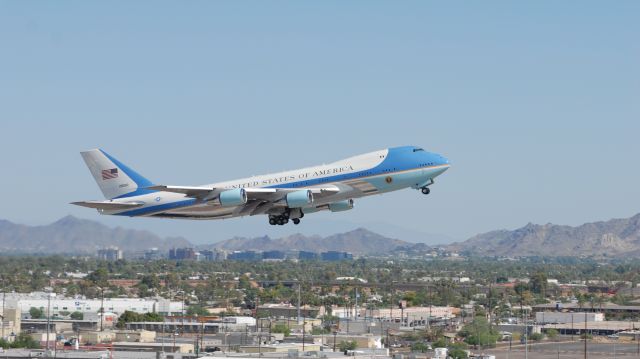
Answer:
1, 1, 638, 244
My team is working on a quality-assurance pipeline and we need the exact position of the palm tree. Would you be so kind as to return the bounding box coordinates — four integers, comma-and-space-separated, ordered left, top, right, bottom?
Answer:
577, 293, 586, 310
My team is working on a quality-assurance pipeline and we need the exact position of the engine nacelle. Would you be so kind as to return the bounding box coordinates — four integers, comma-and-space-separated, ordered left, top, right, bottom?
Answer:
328, 199, 354, 212
219, 188, 247, 207
286, 190, 313, 208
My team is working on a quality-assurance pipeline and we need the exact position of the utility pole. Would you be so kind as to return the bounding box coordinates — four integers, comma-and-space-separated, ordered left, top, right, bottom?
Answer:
161, 322, 165, 353
46, 291, 52, 354
100, 287, 105, 332
584, 311, 588, 359
428, 285, 432, 330
297, 283, 302, 325
1, 278, 5, 340
390, 282, 394, 324
523, 302, 528, 359
354, 288, 358, 321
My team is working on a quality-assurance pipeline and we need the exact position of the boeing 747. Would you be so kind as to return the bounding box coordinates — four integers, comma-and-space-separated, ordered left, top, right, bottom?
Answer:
72, 146, 450, 225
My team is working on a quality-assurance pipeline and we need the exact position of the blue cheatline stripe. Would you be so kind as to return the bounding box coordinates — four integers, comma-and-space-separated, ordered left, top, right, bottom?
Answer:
114, 199, 197, 217
99, 149, 159, 199
265, 146, 429, 189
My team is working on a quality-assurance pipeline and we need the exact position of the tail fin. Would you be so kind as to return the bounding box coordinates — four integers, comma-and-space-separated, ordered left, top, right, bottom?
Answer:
80, 149, 156, 199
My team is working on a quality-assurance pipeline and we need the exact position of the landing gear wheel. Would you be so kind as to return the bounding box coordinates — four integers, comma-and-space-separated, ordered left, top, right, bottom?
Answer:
421, 187, 431, 195
292, 218, 300, 225
277, 218, 285, 225
269, 218, 277, 225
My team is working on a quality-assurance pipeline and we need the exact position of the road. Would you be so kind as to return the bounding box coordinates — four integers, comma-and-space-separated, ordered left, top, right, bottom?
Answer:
483, 340, 640, 358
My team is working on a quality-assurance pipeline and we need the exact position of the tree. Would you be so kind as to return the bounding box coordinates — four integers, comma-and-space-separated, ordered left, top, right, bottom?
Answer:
0, 332, 40, 349
29, 307, 44, 319
459, 317, 499, 348
448, 342, 469, 359
530, 333, 544, 341
530, 272, 548, 297
116, 310, 163, 329
87, 268, 109, 287
140, 274, 160, 290
186, 305, 210, 316
546, 328, 559, 340
70, 311, 84, 320
271, 324, 291, 337
411, 342, 430, 352
338, 340, 357, 352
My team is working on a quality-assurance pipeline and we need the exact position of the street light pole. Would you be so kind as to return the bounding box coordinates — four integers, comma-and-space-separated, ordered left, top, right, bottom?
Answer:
46, 291, 52, 354
1, 278, 5, 340
100, 287, 105, 332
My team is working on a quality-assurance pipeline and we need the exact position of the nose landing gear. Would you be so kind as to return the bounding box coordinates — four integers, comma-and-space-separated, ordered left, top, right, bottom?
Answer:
421, 187, 431, 195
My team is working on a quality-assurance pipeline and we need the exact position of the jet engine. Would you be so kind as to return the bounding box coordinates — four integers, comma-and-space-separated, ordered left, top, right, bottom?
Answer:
328, 199, 354, 212
286, 190, 314, 208
219, 188, 247, 207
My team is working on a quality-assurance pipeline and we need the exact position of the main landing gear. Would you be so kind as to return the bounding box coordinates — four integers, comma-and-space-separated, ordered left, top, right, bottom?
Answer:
421, 187, 431, 195
269, 211, 303, 226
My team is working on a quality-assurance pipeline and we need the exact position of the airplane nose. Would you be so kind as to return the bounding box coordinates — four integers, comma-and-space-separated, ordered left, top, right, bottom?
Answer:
434, 153, 450, 166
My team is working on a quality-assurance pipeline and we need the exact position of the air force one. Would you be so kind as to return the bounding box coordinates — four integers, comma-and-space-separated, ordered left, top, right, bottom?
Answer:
72, 146, 450, 225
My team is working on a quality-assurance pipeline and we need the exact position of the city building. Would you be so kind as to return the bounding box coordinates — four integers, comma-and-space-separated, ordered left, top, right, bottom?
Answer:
257, 304, 322, 319
144, 248, 163, 260
169, 248, 197, 260
0, 307, 21, 338
354, 306, 456, 322
298, 251, 318, 260
97, 247, 123, 261
228, 251, 260, 261
262, 251, 286, 260
321, 251, 353, 261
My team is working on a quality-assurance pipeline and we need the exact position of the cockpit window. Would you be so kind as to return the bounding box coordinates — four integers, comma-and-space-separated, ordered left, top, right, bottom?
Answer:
413, 148, 425, 152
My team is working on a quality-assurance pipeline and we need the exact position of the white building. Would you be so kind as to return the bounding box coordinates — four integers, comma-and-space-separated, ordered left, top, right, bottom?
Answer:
5, 292, 182, 319
363, 306, 454, 321
536, 311, 604, 324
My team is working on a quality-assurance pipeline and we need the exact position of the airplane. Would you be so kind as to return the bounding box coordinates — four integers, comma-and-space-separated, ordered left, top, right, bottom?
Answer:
72, 146, 450, 225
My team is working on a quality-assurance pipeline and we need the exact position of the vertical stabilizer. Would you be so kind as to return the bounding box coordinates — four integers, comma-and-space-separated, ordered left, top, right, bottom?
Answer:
80, 149, 155, 199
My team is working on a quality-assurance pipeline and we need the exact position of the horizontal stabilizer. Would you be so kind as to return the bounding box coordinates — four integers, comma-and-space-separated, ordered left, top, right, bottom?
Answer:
71, 201, 145, 210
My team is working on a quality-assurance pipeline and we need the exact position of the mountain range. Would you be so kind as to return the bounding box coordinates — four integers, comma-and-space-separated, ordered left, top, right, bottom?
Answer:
447, 213, 640, 257
1, 213, 640, 257
0, 215, 191, 255
201, 228, 411, 255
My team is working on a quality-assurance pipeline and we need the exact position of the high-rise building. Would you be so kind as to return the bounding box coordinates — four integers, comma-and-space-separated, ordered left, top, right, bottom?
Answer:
97, 247, 123, 261
144, 248, 163, 260
168, 248, 197, 260
320, 251, 353, 261
298, 251, 318, 260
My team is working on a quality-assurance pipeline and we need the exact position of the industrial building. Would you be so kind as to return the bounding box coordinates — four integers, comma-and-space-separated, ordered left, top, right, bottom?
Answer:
3, 292, 183, 320
535, 311, 604, 324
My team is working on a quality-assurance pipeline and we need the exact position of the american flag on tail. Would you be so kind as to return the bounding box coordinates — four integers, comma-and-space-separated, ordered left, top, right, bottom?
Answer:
101, 168, 118, 180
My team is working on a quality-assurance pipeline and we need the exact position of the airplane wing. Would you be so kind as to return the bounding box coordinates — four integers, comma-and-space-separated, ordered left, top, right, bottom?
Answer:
71, 201, 145, 210
146, 185, 215, 198
147, 185, 340, 201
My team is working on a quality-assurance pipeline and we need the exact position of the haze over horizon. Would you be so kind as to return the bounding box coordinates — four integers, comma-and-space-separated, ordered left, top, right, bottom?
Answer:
1, 2, 638, 244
